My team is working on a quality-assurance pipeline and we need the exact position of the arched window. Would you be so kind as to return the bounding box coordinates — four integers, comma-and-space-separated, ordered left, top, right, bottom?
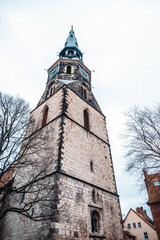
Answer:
68, 50, 74, 55
92, 189, 95, 203
67, 65, 71, 74
91, 211, 100, 233
42, 106, 48, 127
84, 109, 89, 130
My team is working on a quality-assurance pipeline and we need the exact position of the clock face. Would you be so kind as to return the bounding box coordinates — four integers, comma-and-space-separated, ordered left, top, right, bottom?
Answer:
79, 66, 89, 81
49, 65, 59, 80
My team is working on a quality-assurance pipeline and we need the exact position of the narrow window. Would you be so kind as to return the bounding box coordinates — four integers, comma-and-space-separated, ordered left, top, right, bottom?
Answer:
84, 109, 89, 130
127, 223, 131, 229
67, 65, 71, 74
83, 89, 87, 99
91, 211, 99, 233
144, 232, 149, 239
50, 87, 53, 97
92, 189, 95, 203
81, 86, 87, 99
133, 223, 136, 228
90, 161, 93, 172
138, 222, 142, 228
81, 86, 84, 97
42, 106, 48, 127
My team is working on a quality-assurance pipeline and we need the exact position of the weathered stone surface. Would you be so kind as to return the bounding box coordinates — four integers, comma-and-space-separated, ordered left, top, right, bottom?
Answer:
1, 61, 123, 239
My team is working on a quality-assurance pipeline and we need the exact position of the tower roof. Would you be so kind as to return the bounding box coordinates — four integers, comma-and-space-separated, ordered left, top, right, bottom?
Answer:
59, 27, 83, 61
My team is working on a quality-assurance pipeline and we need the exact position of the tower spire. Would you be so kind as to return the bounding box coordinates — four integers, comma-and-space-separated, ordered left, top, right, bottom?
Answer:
59, 27, 83, 61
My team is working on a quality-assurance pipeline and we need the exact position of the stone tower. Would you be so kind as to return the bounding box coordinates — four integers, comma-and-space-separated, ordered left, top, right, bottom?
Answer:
2, 28, 123, 240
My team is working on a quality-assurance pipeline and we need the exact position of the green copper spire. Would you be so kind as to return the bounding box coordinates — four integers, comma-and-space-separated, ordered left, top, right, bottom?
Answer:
59, 27, 83, 61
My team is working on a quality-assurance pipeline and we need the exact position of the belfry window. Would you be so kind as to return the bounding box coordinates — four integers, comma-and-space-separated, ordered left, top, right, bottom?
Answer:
67, 65, 71, 74
68, 50, 74, 55
91, 211, 100, 233
84, 109, 89, 130
42, 106, 48, 127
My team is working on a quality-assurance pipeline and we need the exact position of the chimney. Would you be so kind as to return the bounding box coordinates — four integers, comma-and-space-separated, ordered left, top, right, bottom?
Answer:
136, 207, 143, 215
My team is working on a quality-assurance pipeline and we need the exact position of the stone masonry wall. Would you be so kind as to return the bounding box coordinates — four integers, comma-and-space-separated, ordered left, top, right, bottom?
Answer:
48, 174, 123, 240
62, 117, 116, 193
66, 88, 108, 142
1, 119, 61, 240
30, 87, 63, 129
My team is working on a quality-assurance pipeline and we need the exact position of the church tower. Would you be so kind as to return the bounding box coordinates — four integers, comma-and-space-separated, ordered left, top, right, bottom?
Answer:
2, 28, 123, 240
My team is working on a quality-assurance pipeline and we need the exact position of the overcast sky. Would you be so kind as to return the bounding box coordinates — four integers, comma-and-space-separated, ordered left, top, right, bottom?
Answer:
1, 0, 160, 218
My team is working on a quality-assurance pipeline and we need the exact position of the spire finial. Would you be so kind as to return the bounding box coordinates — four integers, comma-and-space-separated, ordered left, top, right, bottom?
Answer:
59, 27, 83, 61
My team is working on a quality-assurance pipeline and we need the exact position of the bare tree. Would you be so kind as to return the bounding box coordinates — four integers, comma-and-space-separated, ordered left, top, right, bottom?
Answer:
123, 105, 160, 176
0, 92, 67, 223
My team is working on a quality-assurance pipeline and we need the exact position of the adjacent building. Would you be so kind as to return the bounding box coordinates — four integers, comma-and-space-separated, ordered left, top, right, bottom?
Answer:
144, 171, 160, 240
123, 207, 158, 240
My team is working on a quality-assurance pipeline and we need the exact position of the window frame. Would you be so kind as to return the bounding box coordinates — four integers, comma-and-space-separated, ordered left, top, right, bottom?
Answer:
66, 65, 71, 74
132, 222, 136, 229
144, 232, 149, 239
138, 222, 142, 228
127, 223, 131, 229
91, 210, 100, 233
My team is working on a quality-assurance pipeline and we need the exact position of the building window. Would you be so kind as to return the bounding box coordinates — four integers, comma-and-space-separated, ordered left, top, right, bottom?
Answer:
144, 232, 149, 239
91, 211, 100, 233
83, 88, 87, 99
133, 223, 136, 228
84, 109, 89, 130
90, 161, 93, 172
42, 106, 48, 127
50, 87, 54, 96
138, 222, 142, 228
67, 65, 71, 74
81, 86, 87, 99
68, 50, 74, 55
92, 189, 95, 203
154, 181, 160, 186
127, 223, 131, 229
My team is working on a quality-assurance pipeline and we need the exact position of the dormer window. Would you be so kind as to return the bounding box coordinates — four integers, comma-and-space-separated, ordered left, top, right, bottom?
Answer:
67, 65, 71, 74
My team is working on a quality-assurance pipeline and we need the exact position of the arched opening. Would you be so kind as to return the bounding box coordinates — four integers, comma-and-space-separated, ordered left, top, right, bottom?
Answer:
67, 65, 71, 74
84, 109, 89, 130
92, 189, 95, 203
91, 211, 100, 233
68, 50, 74, 55
42, 106, 48, 127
